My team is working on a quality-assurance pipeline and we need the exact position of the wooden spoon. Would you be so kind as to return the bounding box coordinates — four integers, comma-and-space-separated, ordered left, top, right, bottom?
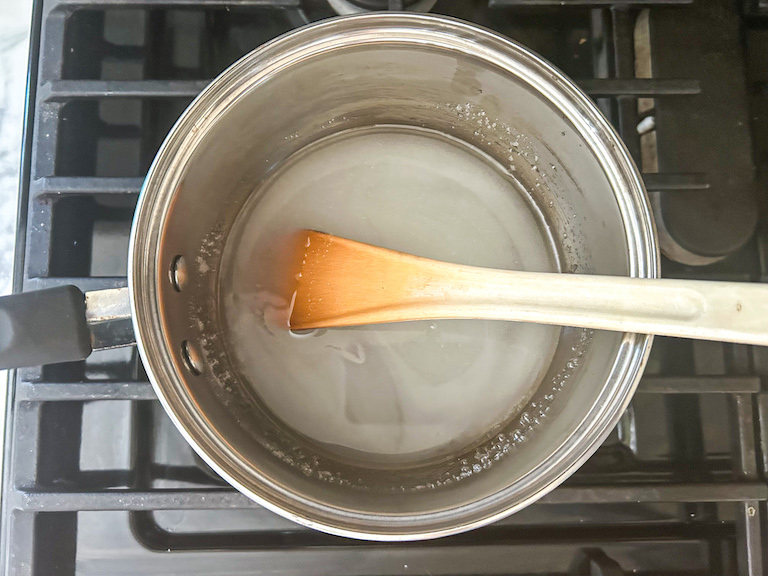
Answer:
283, 229, 768, 346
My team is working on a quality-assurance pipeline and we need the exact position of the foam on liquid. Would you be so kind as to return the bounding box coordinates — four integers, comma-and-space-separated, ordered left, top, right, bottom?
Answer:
220, 126, 561, 466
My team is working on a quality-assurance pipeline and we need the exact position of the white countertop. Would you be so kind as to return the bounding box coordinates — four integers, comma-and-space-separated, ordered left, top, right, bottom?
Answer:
0, 0, 34, 474
0, 0, 33, 297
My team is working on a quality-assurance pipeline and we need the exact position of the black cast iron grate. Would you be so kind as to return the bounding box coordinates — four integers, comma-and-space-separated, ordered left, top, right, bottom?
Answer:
2, 0, 768, 574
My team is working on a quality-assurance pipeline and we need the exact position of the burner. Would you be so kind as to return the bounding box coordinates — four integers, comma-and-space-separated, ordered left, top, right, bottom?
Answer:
327, 0, 436, 15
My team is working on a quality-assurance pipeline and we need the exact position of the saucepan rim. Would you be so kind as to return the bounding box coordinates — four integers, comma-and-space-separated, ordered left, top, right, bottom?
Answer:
129, 13, 659, 540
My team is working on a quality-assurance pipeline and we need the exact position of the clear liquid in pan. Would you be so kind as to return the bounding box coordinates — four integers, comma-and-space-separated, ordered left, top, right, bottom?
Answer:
220, 125, 561, 467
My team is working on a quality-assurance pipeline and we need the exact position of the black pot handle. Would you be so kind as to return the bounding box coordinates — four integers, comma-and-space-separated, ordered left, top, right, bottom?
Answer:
0, 286, 134, 370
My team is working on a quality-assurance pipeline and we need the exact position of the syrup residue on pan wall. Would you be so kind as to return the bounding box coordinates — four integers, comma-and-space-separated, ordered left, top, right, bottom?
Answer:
220, 125, 564, 468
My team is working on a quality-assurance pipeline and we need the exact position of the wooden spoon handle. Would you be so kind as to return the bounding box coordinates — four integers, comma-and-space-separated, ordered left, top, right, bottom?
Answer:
288, 231, 768, 344
402, 264, 768, 346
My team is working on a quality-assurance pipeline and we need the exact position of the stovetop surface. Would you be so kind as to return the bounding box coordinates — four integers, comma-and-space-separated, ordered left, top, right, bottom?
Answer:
3, 1, 768, 574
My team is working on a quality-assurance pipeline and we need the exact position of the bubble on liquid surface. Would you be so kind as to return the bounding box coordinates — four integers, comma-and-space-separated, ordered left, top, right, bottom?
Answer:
219, 125, 562, 467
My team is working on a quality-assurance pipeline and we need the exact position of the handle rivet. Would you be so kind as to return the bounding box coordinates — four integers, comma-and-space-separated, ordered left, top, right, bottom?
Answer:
170, 256, 187, 292
181, 340, 203, 375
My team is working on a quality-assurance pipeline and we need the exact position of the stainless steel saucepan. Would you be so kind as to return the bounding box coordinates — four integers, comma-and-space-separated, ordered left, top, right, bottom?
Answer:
0, 14, 657, 540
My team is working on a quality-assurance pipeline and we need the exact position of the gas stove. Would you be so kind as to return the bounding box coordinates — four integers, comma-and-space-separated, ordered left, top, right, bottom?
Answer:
2, 1, 768, 574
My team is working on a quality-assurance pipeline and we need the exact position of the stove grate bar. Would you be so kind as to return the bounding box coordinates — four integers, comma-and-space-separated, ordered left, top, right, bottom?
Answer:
39, 79, 701, 101
27, 173, 710, 200
13, 375, 761, 403
47, 0, 299, 8
490, 0, 693, 6
30, 177, 144, 199
11, 482, 768, 512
